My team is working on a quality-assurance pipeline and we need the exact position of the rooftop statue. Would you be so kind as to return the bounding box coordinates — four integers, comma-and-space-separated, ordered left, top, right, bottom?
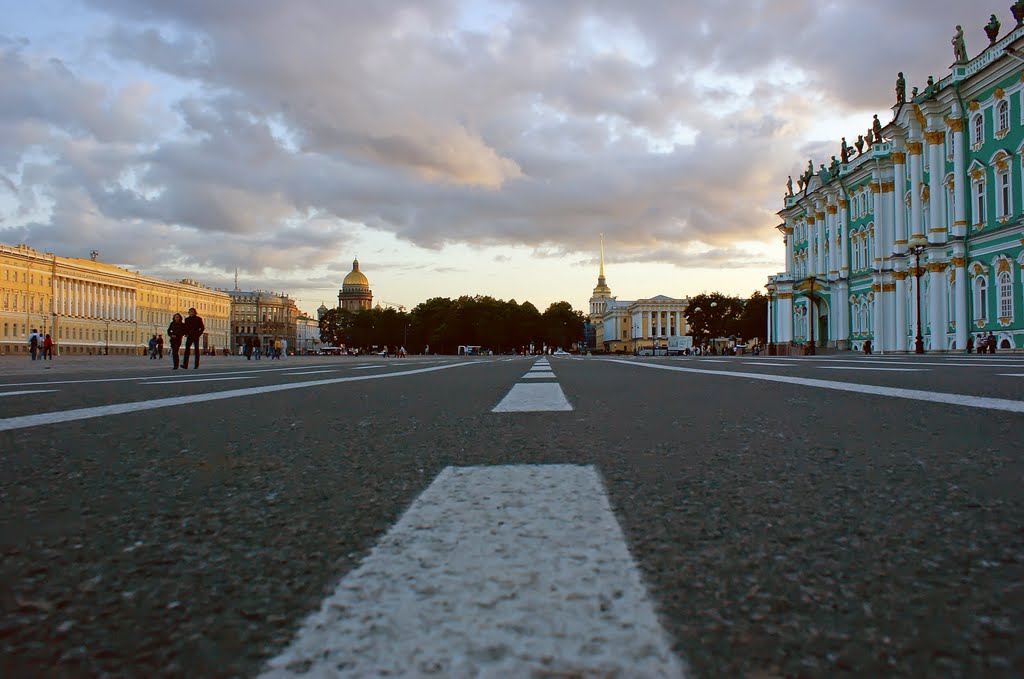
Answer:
855, 135, 865, 155
952, 25, 968, 63
985, 14, 1001, 44
911, 86, 919, 98
866, 127, 874, 147
840, 137, 850, 164
872, 114, 883, 141
828, 156, 840, 178
787, 175, 794, 196
797, 175, 805, 192
1014, 1, 1024, 27
895, 72, 906, 104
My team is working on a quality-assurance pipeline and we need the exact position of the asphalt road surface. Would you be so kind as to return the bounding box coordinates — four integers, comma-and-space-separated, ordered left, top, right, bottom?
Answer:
1, 352, 1022, 678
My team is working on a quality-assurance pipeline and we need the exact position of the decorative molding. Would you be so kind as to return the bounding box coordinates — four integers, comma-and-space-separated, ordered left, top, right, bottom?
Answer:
882, 283, 896, 292
923, 130, 945, 145
776, 293, 793, 300
906, 141, 924, 155
997, 258, 1011, 273
891, 151, 906, 164
994, 87, 1005, 99
882, 180, 895, 193
912, 105, 927, 127
868, 181, 881, 193
925, 262, 948, 273
892, 271, 909, 280
815, 212, 825, 220
826, 205, 837, 214
968, 100, 980, 111
951, 256, 966, 267
871, 283, 882, 292
945, 117, 963, 133
838, 199, 848, 208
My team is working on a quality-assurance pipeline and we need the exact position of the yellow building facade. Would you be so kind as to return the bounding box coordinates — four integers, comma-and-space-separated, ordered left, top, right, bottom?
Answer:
0, 243, 230, 355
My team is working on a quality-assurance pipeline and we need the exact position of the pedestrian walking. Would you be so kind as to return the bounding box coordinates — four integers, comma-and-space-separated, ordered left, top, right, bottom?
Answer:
148, 335, 158, 359
28, 328, 41, 360
157, 334, 164, 359
181, 307, 205, 369
167, 313, 186, 370
244, 337, 253, 360
42, 333, 54, 359
988, 331, 997, 354
253, 336, 262, 360
273, 337, 282, 359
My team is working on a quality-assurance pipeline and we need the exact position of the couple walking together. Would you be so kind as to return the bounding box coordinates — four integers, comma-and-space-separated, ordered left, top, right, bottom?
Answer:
166, 307, 205, 370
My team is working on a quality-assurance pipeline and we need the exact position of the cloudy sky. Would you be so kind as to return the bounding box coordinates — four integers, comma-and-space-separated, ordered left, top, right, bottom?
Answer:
0, 0, 1008, 315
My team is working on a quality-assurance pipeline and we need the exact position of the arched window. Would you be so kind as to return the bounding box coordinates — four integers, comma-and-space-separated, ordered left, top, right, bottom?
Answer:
997, 165, 1012, 219
973, 275, 988, 321
998, 100, 1010, 132
974, 174, 987, 225
973, 113, 984, 145
998, 270, 1013, 319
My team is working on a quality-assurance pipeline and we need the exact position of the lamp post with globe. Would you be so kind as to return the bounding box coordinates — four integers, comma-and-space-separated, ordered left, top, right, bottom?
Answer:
907, 236, 928, 354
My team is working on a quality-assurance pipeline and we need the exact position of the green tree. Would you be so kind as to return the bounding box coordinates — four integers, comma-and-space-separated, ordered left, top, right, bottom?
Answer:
684, 292, 744, 344
735, 291, 768, 343
541, 301, 585, 351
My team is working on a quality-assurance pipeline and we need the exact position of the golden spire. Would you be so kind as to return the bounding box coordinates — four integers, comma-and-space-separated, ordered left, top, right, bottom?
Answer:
599, 233, 605, 279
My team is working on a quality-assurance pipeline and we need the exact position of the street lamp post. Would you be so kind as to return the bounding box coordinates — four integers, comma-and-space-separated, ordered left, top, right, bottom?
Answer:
907, 236, 928, 354
104, 320, 110, 355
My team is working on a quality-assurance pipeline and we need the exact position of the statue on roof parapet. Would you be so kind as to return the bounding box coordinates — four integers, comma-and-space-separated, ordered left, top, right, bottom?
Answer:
872, 114, 883, 142
786, 175, 794, 196
985, 14, 1001, 45
952, 25, 968, 63
895, 72, 906, 105
840, 136, 851, 164
1013, 1, 1024, 27
855, 134, 865, 156
828, 156, 840, 178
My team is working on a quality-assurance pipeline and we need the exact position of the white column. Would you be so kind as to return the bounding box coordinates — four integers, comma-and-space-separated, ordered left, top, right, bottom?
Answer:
954, 254, 967, 351
892, 152, 907, 252
910, 273, 921, 348
779, 295, 793, 342
928, 262, 946, 351
908, 140, 924, 238
826, 204, 837, 277
872, 280, 882, 351
927, 130, 947, 244
949, 115, 966, 237
815, 209, 826, 276
656, 310, 662, 337
767, 298, 773, 343
894, 271, 908, 352
838, 199, 849, 278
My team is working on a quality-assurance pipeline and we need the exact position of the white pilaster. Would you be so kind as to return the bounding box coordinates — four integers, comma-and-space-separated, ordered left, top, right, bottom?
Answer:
949, 114, 966, 237
908, 140, 924, 238
927, 131, 947, 243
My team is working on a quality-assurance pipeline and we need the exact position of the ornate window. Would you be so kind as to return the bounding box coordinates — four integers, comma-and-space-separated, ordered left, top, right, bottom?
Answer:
997, 166, 1012, 219
974, 175, 987, 226
998, 270, 1013, 319
998, 100, 1010, 133
972, 113, 984, 146
973, 275, 988, 321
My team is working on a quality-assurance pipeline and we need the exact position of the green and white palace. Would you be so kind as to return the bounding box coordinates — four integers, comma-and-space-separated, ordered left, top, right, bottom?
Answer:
767, 7, 1024, 353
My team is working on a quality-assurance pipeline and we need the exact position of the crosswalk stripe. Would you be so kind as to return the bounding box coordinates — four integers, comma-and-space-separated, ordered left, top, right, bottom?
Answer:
259, 465, 687, 678
492, 383, 573, 411
522, 371, 557, 379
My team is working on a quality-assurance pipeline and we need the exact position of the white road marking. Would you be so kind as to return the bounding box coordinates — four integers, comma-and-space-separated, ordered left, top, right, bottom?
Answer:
283, 370, 338, 376
259, 464, 686, 679
142, 376, 259, 384
492, 383, 573, 412
819, 366, 928, 372
998, 373, 1024, 377
521, 372, 557, 379
0, 363, 475, 432
0, 390, 58, 397
528, 366, 551, 371
742, 362, 798, 367
350, 365, 386, 370
0, 364, 328, 388
605, 359, 1024, 414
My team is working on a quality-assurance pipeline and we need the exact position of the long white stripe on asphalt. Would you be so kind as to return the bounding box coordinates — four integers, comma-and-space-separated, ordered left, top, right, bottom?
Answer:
492, 383, 573, 412
259, 465, 687, 679
819, 366, 928, 372
0, 364, 332, 388
742, 362, 798, 367
0, 363, 475, 432
606, 359, 1024, 414
998, 373, 1024, 377
282, 370, 338, 376
521, 371, 557, 379
0, 390, 58, 397
141, 376, 259, 384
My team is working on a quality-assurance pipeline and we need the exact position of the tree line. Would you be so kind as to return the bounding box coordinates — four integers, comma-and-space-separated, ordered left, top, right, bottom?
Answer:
683, 291, 768, 345
318, 296, 585, 354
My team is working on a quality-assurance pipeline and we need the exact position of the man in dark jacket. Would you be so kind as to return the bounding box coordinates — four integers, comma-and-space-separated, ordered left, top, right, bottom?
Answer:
181, 307, 206, 369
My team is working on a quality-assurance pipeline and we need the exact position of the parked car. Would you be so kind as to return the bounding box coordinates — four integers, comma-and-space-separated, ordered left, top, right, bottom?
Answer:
553, 349, 570, 356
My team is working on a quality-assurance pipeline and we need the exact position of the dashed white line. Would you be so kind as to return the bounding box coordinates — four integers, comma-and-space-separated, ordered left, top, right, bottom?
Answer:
492, 383, 573, 412
522, 372, 557, 379
259, 465, 686, 679
283, 370, 338, 376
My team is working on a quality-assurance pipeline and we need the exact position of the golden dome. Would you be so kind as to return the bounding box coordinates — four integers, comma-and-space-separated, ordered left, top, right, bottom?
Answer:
343, 259, 369, 287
